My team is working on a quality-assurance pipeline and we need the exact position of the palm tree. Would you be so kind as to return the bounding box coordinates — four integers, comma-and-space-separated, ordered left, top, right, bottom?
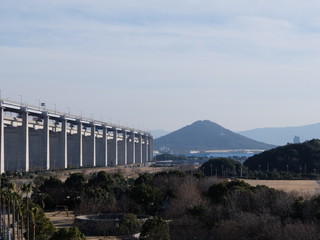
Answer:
11, 191, 21, 240
21, 183, 32, 240
1, 189, 6, 238
9, 183, 18, 240
6, 190, 11, 236
12, 193, 16, 240
16, 197, 24, 240
0, 189, 3, 237
30, 206, 39, 240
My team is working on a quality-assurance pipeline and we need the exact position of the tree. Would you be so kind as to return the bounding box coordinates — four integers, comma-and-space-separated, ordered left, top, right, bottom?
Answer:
24, 202, 55, 240
119, 213, 141, 236
78, 187, 116, 214
21, 183, 32, 240
140, 217, 170, 240
50, 227, 86, 240
64, 173, 87, 209
38, 177, 64, 209
207, 180, 252, 204
65, 173, 87, 192
200, 158, 243, 177
130, 183, 163, 214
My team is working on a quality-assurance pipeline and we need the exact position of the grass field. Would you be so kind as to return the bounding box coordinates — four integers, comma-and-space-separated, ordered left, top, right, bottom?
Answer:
243, 179, 320, 196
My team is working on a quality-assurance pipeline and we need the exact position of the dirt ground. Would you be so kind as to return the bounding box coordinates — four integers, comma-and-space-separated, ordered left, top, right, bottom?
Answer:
244, 179, 320, 196
46, 211, 120, 240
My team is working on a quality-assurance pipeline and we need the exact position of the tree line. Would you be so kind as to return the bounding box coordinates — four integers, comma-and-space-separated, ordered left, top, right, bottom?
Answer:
26, 167, 320, 239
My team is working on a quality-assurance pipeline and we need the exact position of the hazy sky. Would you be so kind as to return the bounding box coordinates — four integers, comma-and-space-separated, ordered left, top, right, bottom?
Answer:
1, 0, 320, 132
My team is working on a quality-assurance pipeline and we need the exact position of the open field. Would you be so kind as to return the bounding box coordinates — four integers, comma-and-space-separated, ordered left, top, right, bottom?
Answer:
42, 164, 181, 182
244, 179, 320, 196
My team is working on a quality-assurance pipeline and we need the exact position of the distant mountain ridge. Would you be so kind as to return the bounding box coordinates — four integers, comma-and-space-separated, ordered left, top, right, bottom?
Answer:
238, 122, 320, 146
150, 129, 170, 139
154, 120, 274, 154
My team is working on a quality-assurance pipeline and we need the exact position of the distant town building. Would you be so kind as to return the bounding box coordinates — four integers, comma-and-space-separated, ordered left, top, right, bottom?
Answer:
293, 136, 301, 144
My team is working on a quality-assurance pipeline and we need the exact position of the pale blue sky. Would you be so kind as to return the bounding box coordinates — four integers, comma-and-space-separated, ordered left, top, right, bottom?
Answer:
1, 0, 320, 132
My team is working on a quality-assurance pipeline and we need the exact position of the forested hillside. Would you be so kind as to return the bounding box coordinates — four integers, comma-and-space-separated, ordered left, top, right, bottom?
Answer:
244, 139, 320, 173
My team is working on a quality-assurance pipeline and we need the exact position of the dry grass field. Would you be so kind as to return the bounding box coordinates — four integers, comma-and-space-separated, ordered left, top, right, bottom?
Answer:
243, 179, 320, 196
48, 164, 177, 182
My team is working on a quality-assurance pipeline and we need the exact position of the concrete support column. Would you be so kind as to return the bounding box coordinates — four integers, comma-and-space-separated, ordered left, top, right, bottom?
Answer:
131, 131, 135, 164
103, 126, 108, 167
61, 117, 67, 169
91, 123, 96, 167
138, 134, 143, 163
123, 130, 127, 165
0, 107, 4, 173
43, 112, 50, 170
113, 128, 118, 165
145, 135, 149, 162
21, 108, 29, 171
148, 136, 153, 162
77, 120, 83, 167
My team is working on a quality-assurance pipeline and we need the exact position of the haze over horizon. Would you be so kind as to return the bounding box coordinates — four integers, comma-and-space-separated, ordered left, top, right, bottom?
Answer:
2, 1, 320, 132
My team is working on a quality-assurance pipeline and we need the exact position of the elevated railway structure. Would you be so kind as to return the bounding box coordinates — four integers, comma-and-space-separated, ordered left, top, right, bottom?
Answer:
0, 100, 153, 173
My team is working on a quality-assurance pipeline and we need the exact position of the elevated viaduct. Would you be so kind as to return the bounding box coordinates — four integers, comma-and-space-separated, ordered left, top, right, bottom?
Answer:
0, 100, 153, 173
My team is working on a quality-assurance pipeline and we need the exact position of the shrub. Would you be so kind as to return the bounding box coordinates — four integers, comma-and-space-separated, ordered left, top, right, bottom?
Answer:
119, 213, 141, 236
140, 217, 170, 240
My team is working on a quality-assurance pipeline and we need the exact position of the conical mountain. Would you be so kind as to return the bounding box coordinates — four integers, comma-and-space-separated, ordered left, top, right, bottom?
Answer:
154, 120, 274, 154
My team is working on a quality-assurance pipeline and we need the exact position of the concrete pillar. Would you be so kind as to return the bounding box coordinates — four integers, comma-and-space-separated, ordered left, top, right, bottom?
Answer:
123, 130, 127, 165
43, 112, 50, 170
103, 126, 108, 167
138, 134, 143, 163
21, 108, 29, 171
91, 123, 96, 167
130, 131, 135, 164
0, 107, 4, 173
77, 120, 83, 167
113, 128, 118, 165
145, 135, 149, 162
61, 117, 67, 169
148, 136, 153, 162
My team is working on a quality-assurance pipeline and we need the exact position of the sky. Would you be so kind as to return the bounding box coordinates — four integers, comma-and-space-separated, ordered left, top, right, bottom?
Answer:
1, 0, 320, 133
